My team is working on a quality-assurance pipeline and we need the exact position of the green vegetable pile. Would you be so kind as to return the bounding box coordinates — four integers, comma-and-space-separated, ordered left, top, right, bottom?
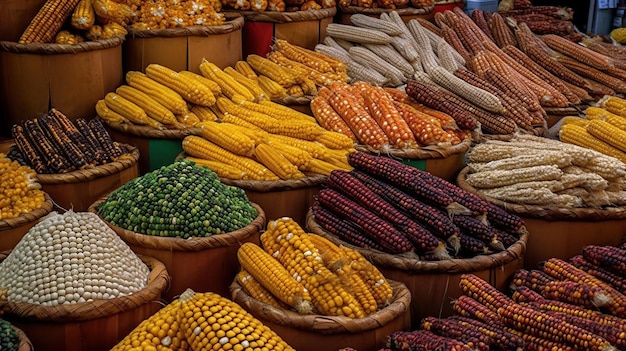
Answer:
97, 159, 258, 238
0, 319, 18, 351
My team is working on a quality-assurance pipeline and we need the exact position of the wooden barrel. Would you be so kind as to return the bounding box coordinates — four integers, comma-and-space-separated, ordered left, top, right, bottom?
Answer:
355, 138, 471, 182
0, 253, 169, 351
456, 166, 626, 270
306, 210, 527, 327
0, 38, 124, 137
230, 279, 411, 351
0, 193, 54, 251
228, 8, 336, 57
35, 144, 140, 211
89, 199, 266, 301
337, 5, 435, 24
123, 16, 244, 73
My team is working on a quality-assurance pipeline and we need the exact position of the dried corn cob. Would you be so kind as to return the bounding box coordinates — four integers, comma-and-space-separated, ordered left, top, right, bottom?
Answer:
325, 23, 393, 45
394, 101, 460, 146
570, 254, 626, 297
421, 317, 492, 351
125, 71, 188, 115
542, 34, 613, 70
19, 0, 82, 43
582, 245, 626, 277
349, 46, 405, 86
310, 96, 357, 142
557, 56, 626, 94
429, 66, 504, 114
559, 123, 626, 164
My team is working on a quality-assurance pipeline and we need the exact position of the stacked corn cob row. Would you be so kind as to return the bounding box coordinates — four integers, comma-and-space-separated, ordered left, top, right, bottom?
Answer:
236, 217, 394, 318
10, 110, 126, 174
338, 0, 433, 10
558, 96, 626, 165
494, 1, 581, 42
311, 151, 526, 260
463, 134, 626, 208
220, 0, 335, 13
111, 288, 295, 350
310, 81, 469, 151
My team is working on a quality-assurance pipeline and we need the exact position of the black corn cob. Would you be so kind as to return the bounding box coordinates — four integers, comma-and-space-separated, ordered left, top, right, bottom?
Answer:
420, 317, 491, 351
485, 202, 527, 234
75, 118, 107, 165
11, 124, 47, 173
22, 118, 68, 173
316, 188, 415, 254
496, 228, 520, 248
570, 255, 626, 294
311, 203, 387, 252
453, 215, 506, 251
327, 170, 448, 256
48, 109, 97, 165
37, 112, 87, 170
88, 118, 124, 161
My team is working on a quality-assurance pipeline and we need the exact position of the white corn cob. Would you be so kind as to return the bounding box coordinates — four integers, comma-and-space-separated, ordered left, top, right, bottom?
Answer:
469, 152, 572, 173
406, 19, 439, 73
437, 40, 465, 72
326, 23, 393, 45
362, 43, 415, 79
346, 60, 390, 87
466, 165, 564, 189
350, 13, 404, 36
390, 36, 419, 63
479, 187, 584, 207
349, 46, 405, 86
314, 44, 353, 64
559, 173, 608, 192
323, 36, 355, 52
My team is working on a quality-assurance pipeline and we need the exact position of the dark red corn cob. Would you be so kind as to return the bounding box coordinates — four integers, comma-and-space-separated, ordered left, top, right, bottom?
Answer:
311, 202, 386, 252
528, 298, 626, 331
471, 9, 493, 41
22, 118, 68, 173
511, 285, 544, 303
541, 280, 614, 309
351, 170, 461, 242
459, 274, 513, 312
503, 327, 575, 351
570, 255, 626, 294
511, 269, 556, 292
326, 170, 448, 256
316, 188, 415, 254
484, 202, 527, 234
582, 245, 626, 276
452, 215, 506, 252
448, 315, 525, 351
386, 330, 475, 351
37, 112, 88, 170
48, 109, 98, 166
497, 228, 520, 248
458, 233, 491, 257
75, 118, 108, 165
89, 118, 124, 161
451, 295, 503, 325
347, 152, 471, 215
420, 317, 491, 351
541, 310, 626, 349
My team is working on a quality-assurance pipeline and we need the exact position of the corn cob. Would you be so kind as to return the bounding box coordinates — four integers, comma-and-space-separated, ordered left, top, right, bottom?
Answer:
237, 242, 312, 314
183, 156, 247, 180
286, 84, 305, 97
48, 109, 99, 165
420, 317, 492, 351
10, 124, 47, 173
253, 143, 304, 180
557, 56, 626, 94
92, 0, 132, 24
36, 113, 88, 170
264, 134, 329, 160
311, 202, 387, 252
470, 9, 493, 40
198, 121, 255, 157
504, 327, 575, 351
234, 60, 258, 80
125, 71, 189, 115
274, 39, 334, 73
256, 75, 288, 99
585, 107, 626, 130
386, 330, 475, 351
88, 118, 124, 161
393, 102, 459, 146
104, 92, 163, 129
146, 63, 218, 106
586, 119, 626, 152
361, 43, 415, 79
459, 274, 513, 313
348, 46, 405, 87
177, 70, 222, 96
349, 13, 403, 36
448, 315, 525, 351
452, 215, 505, 252
73, 118, 105, 165
582, 245, 626, 277
540, 280, 614, 309
310, 96, 357, 142
247, 55, 298, 88
314, 132, 354, 151
316, 188, 415, 254
257, 100, 317, 124
540, 309, 626, 350
559, 124, 626, 164
236, 269, 290, 309
344, 60, 390, 87
440, 26, 472, 63
451, 295, 503, 325
269, 49, 346, 87
488, 12, 518, 48
570, 255, 626, 294
22, 119, 69, 173
325, 23, 393, 45
223, 67, 266, 102
71, 0, 95, 30
182, 135, 278, 181
542, 34, 613, 70
115, 85, 177, 126
19, 0, 82, 43
337, 245, 393, 308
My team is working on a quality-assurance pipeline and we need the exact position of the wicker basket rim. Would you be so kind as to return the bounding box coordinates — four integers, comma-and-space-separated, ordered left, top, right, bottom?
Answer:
338, 5, 434, 14
225, 7, 336, 23
102, 118, 202, 138
354, 137, 471, 159
305, 209, 528, 273
456, 166, 626, 220
230, 279, 410, 333
0, 36, 123, 54
0, 251, 169, 322
127, 16, 244, 38
14, 325, 34, 351
88, 196, 266, 251
0, 193, 54, 230
35, 144, 139, 184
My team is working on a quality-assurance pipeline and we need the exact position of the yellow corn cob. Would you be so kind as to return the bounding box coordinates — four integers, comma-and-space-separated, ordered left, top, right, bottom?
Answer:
286, 84, 305, 97
254, 143, 304, 180
598, 95, 626, 117
104, 92, 163, 129
110, 299, 188, 351
71, 0, 95, 30
199, 60, 255, 103
274, 39, 334, 73
100, 21, 127, 39
339, 246, 393, 308
125, 71, 189, 115
92, 0, 132, 24
265, 134, 329, 160
190, 105, 217, 122
175, 111, 200, 128
19, 0, 82, 43
217, 119, 268, 144
85, 25, 102, 41
300, 78, 318, 96
183, 155, 247, 180
237, 242, 313, 314
257, 75, 289, 99
182, 135, 279, 180
560, 123, 626, 164
177, 288, 297, 350
178, 70, 222, 96
240, 100, 316, 125
216, 97, 324, 140
236, 269, 290, 310
247, 54, 298, 87
586, 106, 626, 131
586, 119, 626, 153
560, 116, 590, 128
235, 60, 259, 80
223, 66, 267, 102
264, 141, 312, 170
95, 99, 126, 123
301, 158, 340, 175
54, 30, 84, 44
145, 64, 216, 106
267, 51, 346, 87
199, 121, 256, 157
315, 131, 355, 150
261, 218, 366, 318
115, 85, 177, 125
307, 234, 349, 272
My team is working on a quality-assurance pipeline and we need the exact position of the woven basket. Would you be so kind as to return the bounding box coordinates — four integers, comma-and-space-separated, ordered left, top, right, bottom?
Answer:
124, 16, 244, 73
306, 210, 527, 325
14, 326, 34, 351
35, 144, 139, 211
89, 197, 266, 300
0, 193, 54, 251
457, 166, 626, 269
230, 279, 411, 351
0, 251, 169, 351
355, 138, 471, 182
337, 5, 435, 24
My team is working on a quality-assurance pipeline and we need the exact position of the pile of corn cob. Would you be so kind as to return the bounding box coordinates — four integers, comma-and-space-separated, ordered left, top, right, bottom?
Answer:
111, 287, 296, 350
311, 152, 526, 260
310, 81, 470, 151
558, 96, 626, 165
464, 134, 626, 208
236, 217, 394, 318
121, 0, 225, 30
0, 154, 46, 220
220, 0, 335, 12
19, 0, 130, 44
337, 0, 433, 10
